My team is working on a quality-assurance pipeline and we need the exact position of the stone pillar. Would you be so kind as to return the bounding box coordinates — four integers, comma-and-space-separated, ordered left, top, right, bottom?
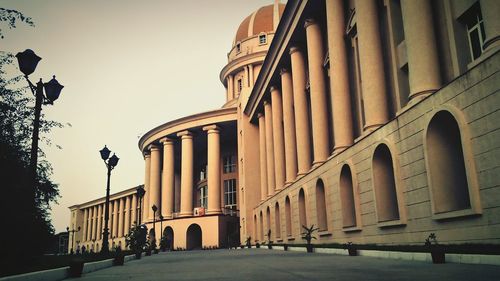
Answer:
290, 46, 312, 175
118, 198, 124, 237
480, 0, 500, 52
178, 131, 194, 217
228, 75, 234, 101
149, 144, 161, 220
160, 138, 175, 219
124, 196, 130, 234
112, 200, 118, 238
143, 152, 151, 222
90, 207, 96, 241
249, 64, 254, 87
264, 100, 275, 197
401, 0, 441, 102
280, 68, 298, 184
258, 113, 268, 202
305, 18, 330, 165
204, 125, 222, 214
355, 0, 389, 131
82, 208, 88, 242
326, 0, 354, 152
96, 204, 102, 240
87, 208, 93, 241
270, 86, 286, 190
131, 194, 137, 226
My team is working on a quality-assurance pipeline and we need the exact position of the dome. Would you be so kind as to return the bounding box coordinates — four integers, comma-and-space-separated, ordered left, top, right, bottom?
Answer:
233, 2, 286, 45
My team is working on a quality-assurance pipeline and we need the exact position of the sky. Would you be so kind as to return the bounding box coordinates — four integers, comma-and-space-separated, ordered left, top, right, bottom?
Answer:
1, 0, 275, 233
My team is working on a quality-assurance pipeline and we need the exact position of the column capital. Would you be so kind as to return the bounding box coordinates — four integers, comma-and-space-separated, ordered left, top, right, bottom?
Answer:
202, 124, 220, 133
159, 137, 174, 145
263, 100, 270, 106
257, 112, 265, 119
304, 18, 317, 29
289, 46, 301, 55
177, 130, 193, 138
269, 85, 279, 92
143, 151, 151, 159
279, 68, 289, 75
148, 144, 160, 151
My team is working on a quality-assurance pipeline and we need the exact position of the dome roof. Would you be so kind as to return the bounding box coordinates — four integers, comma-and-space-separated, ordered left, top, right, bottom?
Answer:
234, 2, 286, 45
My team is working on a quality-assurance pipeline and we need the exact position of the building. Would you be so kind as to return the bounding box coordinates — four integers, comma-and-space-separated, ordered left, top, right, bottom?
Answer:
69, 0, 500, 252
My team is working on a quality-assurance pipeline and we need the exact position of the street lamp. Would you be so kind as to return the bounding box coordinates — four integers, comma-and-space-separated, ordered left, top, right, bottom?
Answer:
136, 185, 145, 224
152, 204, 158, 247
66, 226, 81, 254
159, 214, 163, 243
99, 145, 119, 254
16, 49, 64, 205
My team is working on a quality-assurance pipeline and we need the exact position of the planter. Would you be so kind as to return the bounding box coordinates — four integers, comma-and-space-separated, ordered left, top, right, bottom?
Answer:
135, 252, 142, 259
431, 250, 445, 264
69, 258, 84, 277
267, 244, 273, 249
240, 245, 244, 249
348, 248, 358, 256
114, 254, 125, 266
256, 243, 260, 248
306, 244, 314, 253
284, 244, 288, 251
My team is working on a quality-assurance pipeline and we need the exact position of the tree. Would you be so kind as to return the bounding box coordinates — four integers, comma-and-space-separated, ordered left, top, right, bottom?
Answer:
0, 8, 34, 39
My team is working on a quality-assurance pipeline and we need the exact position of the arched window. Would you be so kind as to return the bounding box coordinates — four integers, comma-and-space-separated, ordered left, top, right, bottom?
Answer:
426, 111, 470, 213
259, 211, 264, 241
285, 196, 292, 236
372, 144, 400, 222
298, 188, 307, 228
253, 215, 257, 242
275, 203, 281, 239
315, 179, 328, 231
340, 164, 357, 228
266, 207, 271, 239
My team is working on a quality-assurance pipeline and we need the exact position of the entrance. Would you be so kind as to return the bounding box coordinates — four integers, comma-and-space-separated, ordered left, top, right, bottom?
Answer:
186, 224, 202, 250
164, 226, 174, 250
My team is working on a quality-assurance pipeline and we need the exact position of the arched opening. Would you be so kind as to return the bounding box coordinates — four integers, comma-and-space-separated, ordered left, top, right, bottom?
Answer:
298, 188, 307, 228
186, 224, 202, 250
340, 164, 357, 227
163, 226, 174, 250
373, 144, 400, 222
253, 215, 257, 242
266, 207, 271, 240
149, 228, 156, 246
427, 111, 470, 213
316, 179, 328, 231
259, 211, 264, 241
285, 196, 292, 236
275, 202, 281, 239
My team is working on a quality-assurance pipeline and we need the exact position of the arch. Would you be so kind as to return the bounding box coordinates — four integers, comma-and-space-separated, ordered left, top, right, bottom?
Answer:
340, 164, 357, 227
372, 143, 400, 222
315, 179, 328, 231
163, 226, 174, 250
259, 211, 264, 241
298, 188, 307, 228
253, 215, 258, 242
285, 196, 292, 236
266, 206, 271, 239
426, 110, 471, 213
274, 202, 281, 239
186, 224, 202, 250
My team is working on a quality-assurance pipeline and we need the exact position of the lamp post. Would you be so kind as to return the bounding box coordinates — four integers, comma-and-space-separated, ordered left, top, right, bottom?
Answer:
159, 214, 163, 241
136, 186, 145, 224
152, 205, 157, 246
99, 145, 119, 254
66, 226, 81, 254
16, 49, 64, 206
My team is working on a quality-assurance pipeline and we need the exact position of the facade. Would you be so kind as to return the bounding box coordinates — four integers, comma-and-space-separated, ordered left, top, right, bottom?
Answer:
69, 0, 500, 252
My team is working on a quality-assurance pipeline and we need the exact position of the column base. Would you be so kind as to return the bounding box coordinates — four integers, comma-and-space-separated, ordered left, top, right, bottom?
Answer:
312, 160, 325, 168
178, 211, 193, 217
206, 209, 222, 215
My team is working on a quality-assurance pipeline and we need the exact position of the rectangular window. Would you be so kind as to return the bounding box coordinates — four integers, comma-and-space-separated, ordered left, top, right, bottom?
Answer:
199, 165, 207, 181
237, 79, 242, 93
236, 42, 241, 53
259, 34, 267, 44
223, 155, 236, 173
463, 2, 486, 61
199, 185, 208, 209
224, 179, 237, 207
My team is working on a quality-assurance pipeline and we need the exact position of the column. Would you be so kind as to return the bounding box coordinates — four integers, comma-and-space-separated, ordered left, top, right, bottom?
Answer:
228, 75, 234, 101
249, 64, 254, 87
87, 208, 93, 241
143, 152, 151, 222
160, 138, 175, 219
112, 200, 118, 238
82, 208, 88, 242
355, 0, 389, 130
131, 194, 137, 226
326, 0, 354, 152
481, 0, 500, 52
109, 201, 113, 237
290, 46, 312, 175
264, 101, 275, 197
280, 68, 298, 184
96, 204, 102, 240
118, 198, 124, 237
124, 196, 131, 234
305, 18, 330, 165
178, 131, 194, 217
270, 86, 286, 190
401, 0, 441, 101
258, 113, 268, 202
204, 125, 222, 214
149, 144, 161, 220
244, 66, 249, 88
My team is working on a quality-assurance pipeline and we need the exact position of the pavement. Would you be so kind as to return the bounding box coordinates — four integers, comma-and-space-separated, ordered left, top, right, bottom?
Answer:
66, 249, 500, 281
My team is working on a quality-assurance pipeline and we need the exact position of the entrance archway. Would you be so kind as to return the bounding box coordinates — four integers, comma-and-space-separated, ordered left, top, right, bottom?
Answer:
164, 226, 174, 250
186, 224, 202, 250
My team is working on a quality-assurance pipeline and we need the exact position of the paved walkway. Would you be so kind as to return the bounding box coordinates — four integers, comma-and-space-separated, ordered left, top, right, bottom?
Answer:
67, 249, 500, 281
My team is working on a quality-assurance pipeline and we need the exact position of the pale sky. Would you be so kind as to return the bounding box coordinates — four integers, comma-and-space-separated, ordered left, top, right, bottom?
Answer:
1, 0, 275, 233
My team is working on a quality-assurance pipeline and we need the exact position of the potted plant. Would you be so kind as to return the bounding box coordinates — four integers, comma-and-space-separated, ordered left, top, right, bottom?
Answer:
301, 225, 319, 253
68, 257, 84, 277
246, 236, 252, 248
266, 229, 273, 249
425, 233, 445, 264
256, 242, 260, 248
283, 243, 288, 251
113, 247, 125, 266
343, 242, 357, 256
125, 223, 148, 259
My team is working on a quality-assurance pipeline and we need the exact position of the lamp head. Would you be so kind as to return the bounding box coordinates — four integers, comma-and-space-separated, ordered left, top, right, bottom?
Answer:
108, 153, 119, 167
99, 145, 111, 160
66, 226, 69, 232
43, 75, 64, 103
16, 49, 41, 76
152, 204, 158, 212
136, 186, 145, 198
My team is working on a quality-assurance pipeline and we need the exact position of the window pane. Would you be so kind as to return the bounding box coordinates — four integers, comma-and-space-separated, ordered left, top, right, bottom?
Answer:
470, 29, 482, 60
